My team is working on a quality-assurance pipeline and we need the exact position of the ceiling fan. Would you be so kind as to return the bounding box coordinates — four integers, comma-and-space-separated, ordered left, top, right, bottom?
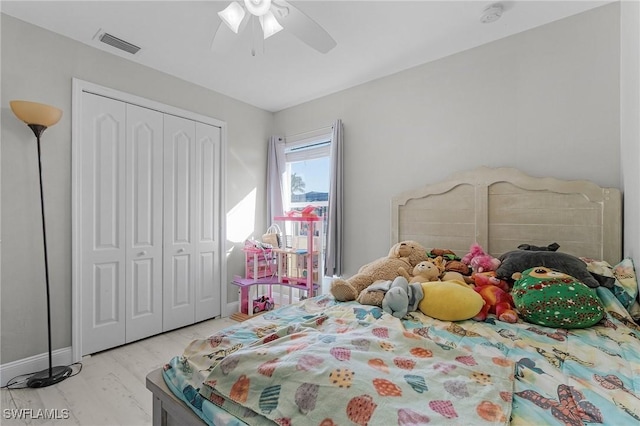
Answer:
216, 0, 336, 54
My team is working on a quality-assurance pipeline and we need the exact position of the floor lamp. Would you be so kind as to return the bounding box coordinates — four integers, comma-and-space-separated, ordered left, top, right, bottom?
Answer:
10, 100, 72, 388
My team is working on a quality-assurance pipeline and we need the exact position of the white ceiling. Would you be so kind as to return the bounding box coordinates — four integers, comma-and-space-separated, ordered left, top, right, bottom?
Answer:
1, 1, 610, 112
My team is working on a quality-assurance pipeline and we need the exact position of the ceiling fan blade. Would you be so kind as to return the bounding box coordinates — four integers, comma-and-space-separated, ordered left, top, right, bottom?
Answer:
211, 19, 225, 50
273, 0, 336, 53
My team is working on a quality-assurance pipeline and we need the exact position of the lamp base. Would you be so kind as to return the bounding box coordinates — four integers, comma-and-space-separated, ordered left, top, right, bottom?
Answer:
27, 365, 73, 388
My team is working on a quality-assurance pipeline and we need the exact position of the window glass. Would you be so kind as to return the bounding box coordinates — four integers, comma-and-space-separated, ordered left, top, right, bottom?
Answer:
284, 137, 331, 249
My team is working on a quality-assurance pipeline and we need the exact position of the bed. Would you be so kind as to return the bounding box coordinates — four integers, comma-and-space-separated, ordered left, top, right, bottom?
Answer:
146, 166, 640, 426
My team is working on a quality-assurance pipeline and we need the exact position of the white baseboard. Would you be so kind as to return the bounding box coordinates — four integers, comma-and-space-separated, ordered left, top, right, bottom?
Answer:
0, 347, 73, 388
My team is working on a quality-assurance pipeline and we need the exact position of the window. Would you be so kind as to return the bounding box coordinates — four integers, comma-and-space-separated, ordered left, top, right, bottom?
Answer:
283, 133, 331, 247
284, 135, 331, 217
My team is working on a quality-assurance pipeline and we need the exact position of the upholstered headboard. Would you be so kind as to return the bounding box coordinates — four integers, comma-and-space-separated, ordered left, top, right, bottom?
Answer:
391, 167, 622, 265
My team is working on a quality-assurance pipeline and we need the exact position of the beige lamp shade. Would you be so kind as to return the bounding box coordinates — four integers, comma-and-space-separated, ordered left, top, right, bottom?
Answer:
10, 100, 63, 127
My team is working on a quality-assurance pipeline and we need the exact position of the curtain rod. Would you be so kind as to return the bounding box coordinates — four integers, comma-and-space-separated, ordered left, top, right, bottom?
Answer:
284, 124, 333, 140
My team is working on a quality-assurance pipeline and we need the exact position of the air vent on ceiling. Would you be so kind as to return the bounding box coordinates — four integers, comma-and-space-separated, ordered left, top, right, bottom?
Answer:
98, 32, 140, 55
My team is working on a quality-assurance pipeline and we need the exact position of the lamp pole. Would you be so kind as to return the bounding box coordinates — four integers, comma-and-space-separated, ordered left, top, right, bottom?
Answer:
30, 124, 53, 378
24, 124, 72, 388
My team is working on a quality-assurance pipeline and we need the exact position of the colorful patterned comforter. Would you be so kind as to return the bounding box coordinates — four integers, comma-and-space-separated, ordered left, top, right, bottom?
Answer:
163, 287, 640, 425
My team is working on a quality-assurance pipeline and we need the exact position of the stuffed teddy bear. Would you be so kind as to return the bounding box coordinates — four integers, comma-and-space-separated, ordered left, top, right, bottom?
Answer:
355, 280, 390, 307
399, 258, 467, 284
382, 276, 484, 321
331, 240, 429, 302
473, 283, 518, 323
399, 260, 441, 283
462, 243, 501, 273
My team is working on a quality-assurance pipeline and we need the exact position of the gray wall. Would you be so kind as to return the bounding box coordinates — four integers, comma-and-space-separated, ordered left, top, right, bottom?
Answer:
621, 1, 640, 267
1, 14, 273, 364
274, 3, 625, 277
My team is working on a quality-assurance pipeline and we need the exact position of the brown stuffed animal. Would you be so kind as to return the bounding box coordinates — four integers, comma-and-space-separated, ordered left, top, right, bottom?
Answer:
428, 248, 471, 276
331, 240, 429, 302
355, 280, 389, 307
429, 248, 457, 258
399, 260, 440, 283
400, 257, 467, 283
444, 260, 470, 276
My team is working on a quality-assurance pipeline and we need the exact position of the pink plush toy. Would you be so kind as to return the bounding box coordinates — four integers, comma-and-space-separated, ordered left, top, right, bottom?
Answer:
461, 243, 501, 273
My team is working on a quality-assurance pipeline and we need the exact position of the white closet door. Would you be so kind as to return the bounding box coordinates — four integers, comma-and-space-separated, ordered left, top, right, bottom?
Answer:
163, 115, 196, 331
81, 93, 127, 355
75, 81, 225, 358
195, 122, 222, 322
125, 104, 164, 342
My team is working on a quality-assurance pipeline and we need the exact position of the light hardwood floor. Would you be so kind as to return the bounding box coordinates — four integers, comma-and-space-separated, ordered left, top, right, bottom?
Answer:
1, 316, 236, 426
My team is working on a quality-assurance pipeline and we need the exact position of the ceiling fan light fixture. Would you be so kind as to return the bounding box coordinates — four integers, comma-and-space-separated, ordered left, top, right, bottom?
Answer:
218, 2, 246, 33
260, 11, 283, 39
244, 0, 271, 17
214, 0, 336, 54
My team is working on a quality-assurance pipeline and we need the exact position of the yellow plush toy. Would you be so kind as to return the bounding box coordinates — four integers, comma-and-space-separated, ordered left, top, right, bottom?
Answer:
418, 280, 484, 321
382, 276, 484, 321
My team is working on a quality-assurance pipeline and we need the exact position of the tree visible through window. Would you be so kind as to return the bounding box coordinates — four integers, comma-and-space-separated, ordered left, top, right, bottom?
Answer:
290, 172, 306, 197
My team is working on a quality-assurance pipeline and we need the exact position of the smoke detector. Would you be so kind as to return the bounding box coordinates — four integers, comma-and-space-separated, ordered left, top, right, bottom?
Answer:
480, 3, 504, 24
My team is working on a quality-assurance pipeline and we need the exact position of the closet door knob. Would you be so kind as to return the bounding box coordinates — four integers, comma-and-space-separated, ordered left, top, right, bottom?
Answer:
138, 251, 147, 256
178, 248, 185, 253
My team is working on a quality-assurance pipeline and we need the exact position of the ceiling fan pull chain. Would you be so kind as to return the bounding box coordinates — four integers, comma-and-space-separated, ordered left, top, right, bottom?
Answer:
249, 15, 265, 56
250, 16, 257, 56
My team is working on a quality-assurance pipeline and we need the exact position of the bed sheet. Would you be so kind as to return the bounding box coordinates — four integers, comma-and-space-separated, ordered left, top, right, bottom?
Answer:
163, 288, 640, 425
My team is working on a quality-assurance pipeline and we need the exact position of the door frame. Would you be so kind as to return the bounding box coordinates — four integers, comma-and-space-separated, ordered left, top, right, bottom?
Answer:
71, 78, 227, 362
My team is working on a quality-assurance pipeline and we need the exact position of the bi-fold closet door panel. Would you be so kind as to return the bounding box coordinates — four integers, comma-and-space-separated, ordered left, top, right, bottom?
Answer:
81, 94, 163, 355
162, 116, 222, 331
125, 104, 164, 343
194, 122, 221, 323
162, 115, 195, 331
81, 93, 128, 355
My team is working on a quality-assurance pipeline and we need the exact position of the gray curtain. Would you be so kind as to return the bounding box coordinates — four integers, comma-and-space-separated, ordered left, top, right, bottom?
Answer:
325, 119, 343, 277
266, 136, 286, 224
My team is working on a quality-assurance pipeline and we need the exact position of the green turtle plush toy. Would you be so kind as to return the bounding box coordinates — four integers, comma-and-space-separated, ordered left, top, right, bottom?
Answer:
512, 266, 604, 329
